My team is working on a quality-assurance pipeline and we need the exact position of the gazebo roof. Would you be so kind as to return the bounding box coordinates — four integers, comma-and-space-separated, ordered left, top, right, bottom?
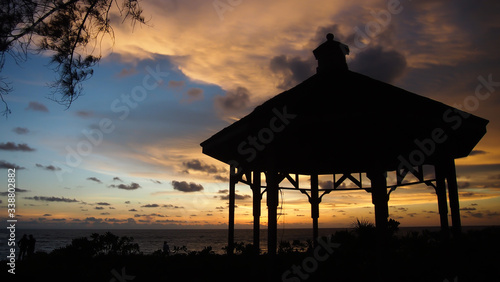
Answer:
201, 39, 488, 175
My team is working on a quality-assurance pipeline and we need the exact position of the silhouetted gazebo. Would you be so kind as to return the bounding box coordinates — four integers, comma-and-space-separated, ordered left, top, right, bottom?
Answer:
200, 34, 488, 255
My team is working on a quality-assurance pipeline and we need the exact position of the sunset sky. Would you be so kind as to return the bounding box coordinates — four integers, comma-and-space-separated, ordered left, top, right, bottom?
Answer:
1, 0, 499, 229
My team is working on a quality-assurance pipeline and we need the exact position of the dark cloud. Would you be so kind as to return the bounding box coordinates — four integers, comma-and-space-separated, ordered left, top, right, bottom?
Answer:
129, 209, 137, 212
25, 101, 49, 112
12, 127, 29, 134
85, 217, 103, 222
104, 217, 123, 221
220, 193, 251, 200
319, 181, 334, 190
95, 206, 104, 210
51, 218, 66, 222
155, 219, 186, 224
171, 180, 204, 192
460, 192, 475, 197
116, 67, 138, 78
218, 189, 229, 194
87, 177, 102, 184
214, 86, 250, 113
269, 54, 315, 89
422, 210, 437, 214
319, 180, 347, 190
141, 204, 160, 208
96, 202, 111, 206
183, 159, 223, 174
124, 201, 131, 204
0, 142, 35, 151
183, 87, 204, 103
214, 175, 229, 182
163, 204, 184, 209
458, 182, 471, 189
487, 211, 500, 217
0, 160, 25, 170
460, 207, 476, 211
350, 46, 407, 83
109, 182, 141, 190
150, 179, 162, 184
168, 80, 185, 87
0, 188, 29, 196
23, 196, 79, 203
113, 177, 123, 182
35, 163, 61, 171
467, 211, 484, 218
469, 150, 487, 156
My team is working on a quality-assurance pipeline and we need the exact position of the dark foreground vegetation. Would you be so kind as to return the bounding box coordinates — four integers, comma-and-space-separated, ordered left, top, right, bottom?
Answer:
2, 225, 500, 282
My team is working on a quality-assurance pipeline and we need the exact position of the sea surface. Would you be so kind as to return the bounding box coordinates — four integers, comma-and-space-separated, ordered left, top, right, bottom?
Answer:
1, 226, 485, 259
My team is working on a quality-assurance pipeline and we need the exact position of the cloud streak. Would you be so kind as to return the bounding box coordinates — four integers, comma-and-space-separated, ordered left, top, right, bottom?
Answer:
23, 196, 79, 203
0, 142, 35, 151
172, 180, 204, 192
25, 101, 49, 112
0, 188, 30, 196
109, 182, 141, 190
12, 127, 29, 134
183, 159, 225, 174
36, 163, 61, 171
87, 177, 102, 184
0, 160, 25, 170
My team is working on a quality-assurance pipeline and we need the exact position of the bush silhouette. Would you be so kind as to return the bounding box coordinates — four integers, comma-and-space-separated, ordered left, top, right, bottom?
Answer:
52, 232, 140, 258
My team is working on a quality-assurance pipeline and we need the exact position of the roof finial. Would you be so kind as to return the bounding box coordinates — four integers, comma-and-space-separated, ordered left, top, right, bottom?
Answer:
313, 33, 349, 74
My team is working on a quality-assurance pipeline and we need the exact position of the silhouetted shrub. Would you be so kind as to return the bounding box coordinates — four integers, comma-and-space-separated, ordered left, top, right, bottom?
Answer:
52, 231, 140, 258
388, 218, 400, 235
278, 240, 293, 254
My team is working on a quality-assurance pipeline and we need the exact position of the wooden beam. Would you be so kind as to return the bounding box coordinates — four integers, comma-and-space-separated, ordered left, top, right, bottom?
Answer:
227, 165, 237, 255
310, 174, 319, 246
446, 159, 462, 237
252, 171, 261, 253
367, 169, 389, 275
266, 170, 279, 256
367, 171, 389, 236
434, 163, 450, 240
285, 173, 299, 188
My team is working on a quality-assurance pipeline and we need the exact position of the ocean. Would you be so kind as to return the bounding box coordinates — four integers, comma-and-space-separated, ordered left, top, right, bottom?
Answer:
0, 228, 347, 259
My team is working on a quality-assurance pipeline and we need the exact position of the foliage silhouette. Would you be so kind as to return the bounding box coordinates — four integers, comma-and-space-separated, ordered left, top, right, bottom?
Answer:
3, 228, 499, 281
0, 0, 146, 116
52, 231, 140, 258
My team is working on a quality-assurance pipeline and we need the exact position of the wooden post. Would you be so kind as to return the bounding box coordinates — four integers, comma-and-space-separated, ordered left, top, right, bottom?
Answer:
266, 170, 279, 256
310, 174, 319, 247
367, 170, 389, 280
368, 171, 389, 237
434, 163, 450, 239
446, 159, 462, 237
228, 165, 237, 255
252, 171, 261, 253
